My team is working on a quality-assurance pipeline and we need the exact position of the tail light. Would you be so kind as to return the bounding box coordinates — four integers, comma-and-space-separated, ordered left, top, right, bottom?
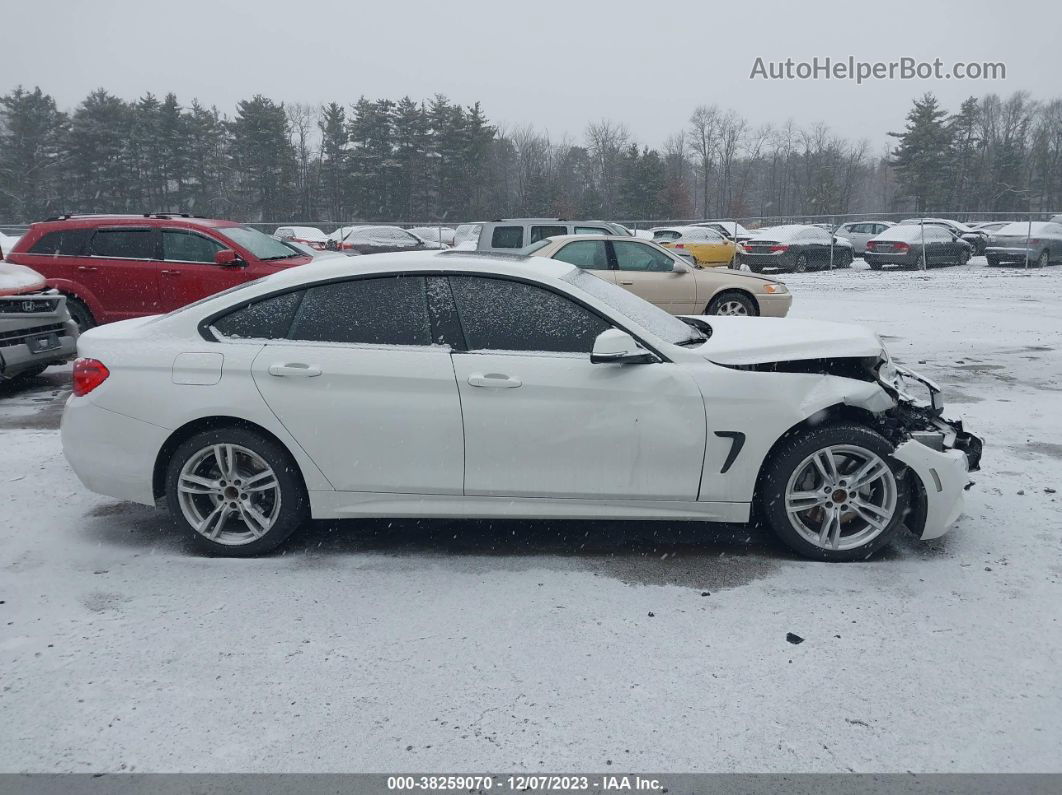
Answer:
674, 243, 686, 249
1028, 239, 1040, 245
768, 244, 788, 253
865, 241, 876, 250
73, 358, 109, 397
894, 243, 910, 253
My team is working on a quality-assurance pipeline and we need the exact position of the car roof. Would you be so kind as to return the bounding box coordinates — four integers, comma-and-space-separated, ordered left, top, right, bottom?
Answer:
257, 250, 579, 291
537, 234, 641, 243
28, 215, 239, 231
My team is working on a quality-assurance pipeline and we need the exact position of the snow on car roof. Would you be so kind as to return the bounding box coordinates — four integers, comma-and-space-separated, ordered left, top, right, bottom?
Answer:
993, 221, 1061, 235
874, 225, 934, 242
746, 224, 811, 240
276, 226, 328, 240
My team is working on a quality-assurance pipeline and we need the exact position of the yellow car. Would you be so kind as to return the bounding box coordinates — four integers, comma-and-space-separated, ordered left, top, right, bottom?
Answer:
651, 226, 738, 267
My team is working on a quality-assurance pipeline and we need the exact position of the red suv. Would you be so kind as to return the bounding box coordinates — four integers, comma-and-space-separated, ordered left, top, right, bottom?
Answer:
5, 215, 313, 330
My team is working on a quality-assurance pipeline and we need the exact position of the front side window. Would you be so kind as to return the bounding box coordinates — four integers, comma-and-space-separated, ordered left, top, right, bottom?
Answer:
491, 226, 524, 249
449, 275, 609, 354
88, 228, 157, 259
212, 290, 304, 340
553, 240, 609, 269
613, 241, 675, 272
163, 230, 225, 263
289, 276, 431, 346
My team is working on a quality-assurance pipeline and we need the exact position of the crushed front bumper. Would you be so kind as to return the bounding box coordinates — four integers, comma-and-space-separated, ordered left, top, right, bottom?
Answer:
884, 364, 983, 539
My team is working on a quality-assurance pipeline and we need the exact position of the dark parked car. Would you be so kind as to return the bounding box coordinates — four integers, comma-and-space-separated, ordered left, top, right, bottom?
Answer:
327, 225, 447, 254
985, 221, 1062, 267
864, 224, 973, 270
739, 225, 853, 272
897, 218, 988, 254
5, 214, 313, 330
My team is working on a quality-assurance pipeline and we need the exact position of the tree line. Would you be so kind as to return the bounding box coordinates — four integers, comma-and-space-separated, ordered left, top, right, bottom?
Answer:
0, 86, 1059, 225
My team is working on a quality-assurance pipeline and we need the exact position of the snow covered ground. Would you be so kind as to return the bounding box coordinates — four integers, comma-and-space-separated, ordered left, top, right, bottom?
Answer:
1, 257, 1060, 773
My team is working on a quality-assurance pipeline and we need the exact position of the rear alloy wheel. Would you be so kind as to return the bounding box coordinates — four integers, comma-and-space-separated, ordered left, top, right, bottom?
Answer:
64, 296, 95, 332
793, 253, 808, 273
707, 291, 757, 316
1037, 250, 1049, 268
759, 424, 908, 561
165, 427, 307, 556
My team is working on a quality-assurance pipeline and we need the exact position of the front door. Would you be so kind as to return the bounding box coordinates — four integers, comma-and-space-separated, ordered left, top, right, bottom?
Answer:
610, 240, 699, 314
158, 229, 237, 312
446, 274, 706, 500
247, 275, 464, 494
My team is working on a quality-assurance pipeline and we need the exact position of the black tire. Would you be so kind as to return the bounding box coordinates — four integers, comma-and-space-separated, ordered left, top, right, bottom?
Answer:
64, 296, 95, 332
758, 423, 909, 562
868, 261, 883, 271
748, 264, 764, 274
1037, 250, 1049, 268
707, 290, 758, 317
986, 256, 998, 267
164, 427, 308, 557
840, 251, 853, 268
793, 253, 808, 273
958, 248, 970, 266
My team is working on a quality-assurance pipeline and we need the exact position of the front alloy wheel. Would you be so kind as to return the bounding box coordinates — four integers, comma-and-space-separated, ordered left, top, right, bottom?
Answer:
760, 424, 908, 560
165, 428, 307, 555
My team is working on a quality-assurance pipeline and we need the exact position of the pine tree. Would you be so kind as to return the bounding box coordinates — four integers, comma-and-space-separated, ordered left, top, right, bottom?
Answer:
889, 93, 954, 212
229, 95, 297, 220
0, 86, 68, 220
318, 102, 348, 221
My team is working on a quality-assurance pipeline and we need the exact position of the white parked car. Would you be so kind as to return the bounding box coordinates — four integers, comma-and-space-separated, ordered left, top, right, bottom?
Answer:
61, 252, 981, 560
272, 226, 329, 250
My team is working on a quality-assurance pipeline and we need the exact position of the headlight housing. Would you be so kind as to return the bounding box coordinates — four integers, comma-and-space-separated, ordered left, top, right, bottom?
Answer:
761, 282, 788, 294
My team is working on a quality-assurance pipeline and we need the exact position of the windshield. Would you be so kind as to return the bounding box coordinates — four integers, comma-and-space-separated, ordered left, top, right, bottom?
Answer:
218, 226, 303, 260
519, 239, 553, 255
563, 269, 705, 346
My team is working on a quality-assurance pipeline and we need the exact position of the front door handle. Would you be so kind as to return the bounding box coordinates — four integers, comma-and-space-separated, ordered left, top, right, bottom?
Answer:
77, 265, 99, 273
160, 269, 181, 276
467, 372, 522, 389
268, 362, 322, 378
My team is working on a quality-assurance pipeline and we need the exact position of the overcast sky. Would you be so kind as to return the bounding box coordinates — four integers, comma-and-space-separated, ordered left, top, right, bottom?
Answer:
2, 0, 1059, 149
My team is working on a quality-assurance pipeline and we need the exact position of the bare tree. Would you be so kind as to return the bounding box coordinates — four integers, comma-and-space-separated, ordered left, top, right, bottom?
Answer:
688, 105, 719, 217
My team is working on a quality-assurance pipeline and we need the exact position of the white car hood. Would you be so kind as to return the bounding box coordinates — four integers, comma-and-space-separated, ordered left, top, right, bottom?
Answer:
685, 316, 883, 366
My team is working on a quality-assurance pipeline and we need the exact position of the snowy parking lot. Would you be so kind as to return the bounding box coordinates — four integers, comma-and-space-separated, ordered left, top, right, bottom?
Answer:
1, 257, 1060, 773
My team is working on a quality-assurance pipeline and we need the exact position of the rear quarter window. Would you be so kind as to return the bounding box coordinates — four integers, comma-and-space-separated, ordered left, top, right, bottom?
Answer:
27, 228, 91, 256
490, 226, 524, 249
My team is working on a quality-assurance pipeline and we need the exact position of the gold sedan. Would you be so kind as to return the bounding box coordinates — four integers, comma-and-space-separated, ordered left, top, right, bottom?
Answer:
526, 235, 791, 317
650, 226, 738, 267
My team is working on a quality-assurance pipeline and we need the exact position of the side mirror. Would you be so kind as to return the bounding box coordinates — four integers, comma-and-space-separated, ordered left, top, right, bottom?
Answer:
591, 329, 658, 365
214, 249, 244, 267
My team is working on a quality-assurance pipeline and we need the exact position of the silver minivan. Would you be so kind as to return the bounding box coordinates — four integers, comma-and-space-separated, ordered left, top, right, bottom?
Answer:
469, 219, 631, 252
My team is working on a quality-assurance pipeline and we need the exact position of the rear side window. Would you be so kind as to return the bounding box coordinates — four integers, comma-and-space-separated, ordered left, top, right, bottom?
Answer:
553, 240, 609, 269
163, 231, 225, 263
213, 291, 304, 340
530, 225, 567, 243
27, 228, 91, 256
449, 275, 609, 354
573, 226, 609, 235
289, 276, 431, 346
491, 226, 524, 249
88, 228, 157, 259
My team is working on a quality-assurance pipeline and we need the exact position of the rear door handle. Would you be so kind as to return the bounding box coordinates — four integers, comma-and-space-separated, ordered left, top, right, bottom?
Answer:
467, 373, 522, 389
77, 265, 99, 273
268, 362, 322, 378
160, 269, 181, 276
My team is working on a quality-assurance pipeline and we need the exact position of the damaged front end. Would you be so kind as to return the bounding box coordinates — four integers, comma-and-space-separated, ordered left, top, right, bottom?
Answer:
874, 356, 984, 539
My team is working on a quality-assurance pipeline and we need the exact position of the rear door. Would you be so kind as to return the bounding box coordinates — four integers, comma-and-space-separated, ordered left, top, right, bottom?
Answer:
447, 274, 706, 500
246, 275, 464, 494
158, 228, 232, 312
611, 240, 698, 313
83, 226, 162, 319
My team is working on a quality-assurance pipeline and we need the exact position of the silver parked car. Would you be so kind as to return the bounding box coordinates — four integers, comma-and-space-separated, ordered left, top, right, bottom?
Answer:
471, 219, 630, 252
834, 221, 896, 256
985, 222, 1062, 267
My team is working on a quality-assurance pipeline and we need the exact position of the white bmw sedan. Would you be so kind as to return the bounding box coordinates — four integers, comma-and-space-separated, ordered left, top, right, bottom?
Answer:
61, 252, 982, 561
